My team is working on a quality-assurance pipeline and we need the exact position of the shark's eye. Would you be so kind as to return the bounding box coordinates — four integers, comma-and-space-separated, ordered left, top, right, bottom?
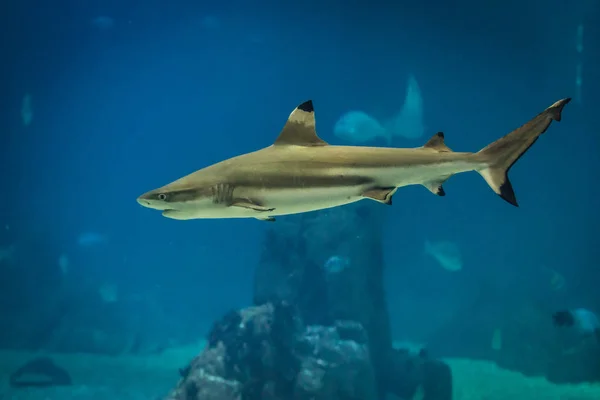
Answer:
157, 193, 167, 201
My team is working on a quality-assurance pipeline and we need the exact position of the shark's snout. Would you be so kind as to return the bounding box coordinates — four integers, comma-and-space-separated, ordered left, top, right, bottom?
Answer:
136, 195, 159, 208
136, 194, 167, 210
137, 192, 180, 216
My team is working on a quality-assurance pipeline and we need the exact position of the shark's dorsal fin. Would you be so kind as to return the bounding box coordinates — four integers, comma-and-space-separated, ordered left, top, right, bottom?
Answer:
423, 132, 452, 152
274, 100, 329, 147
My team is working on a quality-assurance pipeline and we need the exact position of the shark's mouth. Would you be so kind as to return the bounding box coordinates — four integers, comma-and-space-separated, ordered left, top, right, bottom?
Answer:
162, 209, 187, 220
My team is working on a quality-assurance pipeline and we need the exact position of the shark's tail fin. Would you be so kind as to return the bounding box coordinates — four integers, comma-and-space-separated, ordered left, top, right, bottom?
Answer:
475, 98, 571, 206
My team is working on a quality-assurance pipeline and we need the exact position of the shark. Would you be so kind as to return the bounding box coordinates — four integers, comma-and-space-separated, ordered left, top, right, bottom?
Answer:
137, 97, 570, 222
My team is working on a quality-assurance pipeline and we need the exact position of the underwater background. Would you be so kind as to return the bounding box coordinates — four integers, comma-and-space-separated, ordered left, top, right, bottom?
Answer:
1, 0, 599, 399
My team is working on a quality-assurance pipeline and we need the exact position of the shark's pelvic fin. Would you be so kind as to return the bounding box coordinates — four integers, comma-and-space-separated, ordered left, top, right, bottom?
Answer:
273, 100, 329, 147
423, 132, 453, 152
423, 176, 450, 196
362, 187, 397, 205
476, 98, 571, 207
231, 199, 275, 213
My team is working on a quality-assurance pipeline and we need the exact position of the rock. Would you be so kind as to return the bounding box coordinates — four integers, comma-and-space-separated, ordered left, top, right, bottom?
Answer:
384, 347, 452, 400
295, 321, 377, 399
9, 356, 72, 388
422, 358, 453, 400
164, 301, 377, 400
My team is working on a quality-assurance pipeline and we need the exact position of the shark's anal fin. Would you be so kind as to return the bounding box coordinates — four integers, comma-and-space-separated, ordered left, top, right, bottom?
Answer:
423, 175, 452, 196
274, 100, 329, 147
256, 216, 276, 222
362, 187, 397, 205
423, 132, 453, 152
231, 199, 275, 213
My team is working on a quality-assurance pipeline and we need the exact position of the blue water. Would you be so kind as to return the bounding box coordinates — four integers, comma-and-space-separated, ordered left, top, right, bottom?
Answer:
1, 0, 599, 398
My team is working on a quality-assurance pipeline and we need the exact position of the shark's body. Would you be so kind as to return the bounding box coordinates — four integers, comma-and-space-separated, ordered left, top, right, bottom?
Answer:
137, 98, 570, 221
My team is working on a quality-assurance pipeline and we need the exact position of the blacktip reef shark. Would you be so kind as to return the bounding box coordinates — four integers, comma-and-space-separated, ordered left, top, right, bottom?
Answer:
137, 98, 571, 222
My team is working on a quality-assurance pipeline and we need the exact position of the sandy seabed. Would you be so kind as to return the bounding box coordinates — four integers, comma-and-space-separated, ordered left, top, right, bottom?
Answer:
1, 344, 599, 400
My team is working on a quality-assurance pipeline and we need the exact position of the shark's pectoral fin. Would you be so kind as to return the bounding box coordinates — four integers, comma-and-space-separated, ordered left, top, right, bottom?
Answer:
232, 199, 276, 221
423, 132, 453, 152
423, 175, 452, 196
273, 100, 329, 147
361, 187, 397, 205
231, 199, 275, 213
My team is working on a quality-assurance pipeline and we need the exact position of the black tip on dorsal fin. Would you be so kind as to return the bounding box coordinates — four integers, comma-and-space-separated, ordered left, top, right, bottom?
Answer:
273, 100, 329, 147
423, 132, 452, 152
297, 100, 314, 113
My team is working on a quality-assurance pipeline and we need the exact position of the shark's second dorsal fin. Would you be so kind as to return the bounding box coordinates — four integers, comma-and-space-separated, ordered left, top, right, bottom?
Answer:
274, 100, 329, 146
423, 132, 452, 152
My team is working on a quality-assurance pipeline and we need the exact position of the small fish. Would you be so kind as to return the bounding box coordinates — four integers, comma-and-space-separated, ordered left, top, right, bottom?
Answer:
541, 265, 566, 291
77, 232, 107, 247
0, 244, 16, 265
553, 308, 600, 343
323, 255, 350, 274
137, 97, 570, 221
21, 93, 33, 126
424, 240, 462, 272
491, 328, 502, 351
99, 283, 118, 303
92, 16, 115, 30
199, 15, 220, 30
58, 253, 69, 275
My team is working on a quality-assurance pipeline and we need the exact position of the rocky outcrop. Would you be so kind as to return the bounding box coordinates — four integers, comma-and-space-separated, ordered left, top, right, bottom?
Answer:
164, 301, 377, 400
9, 356, 72, 388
